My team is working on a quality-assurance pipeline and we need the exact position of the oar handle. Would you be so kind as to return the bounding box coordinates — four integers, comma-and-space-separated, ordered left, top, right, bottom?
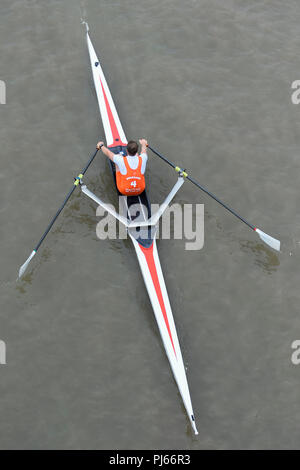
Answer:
148, 145, 255, 231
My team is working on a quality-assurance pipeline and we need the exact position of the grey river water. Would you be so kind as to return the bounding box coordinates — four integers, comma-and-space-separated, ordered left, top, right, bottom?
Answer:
1, 0, 300, 449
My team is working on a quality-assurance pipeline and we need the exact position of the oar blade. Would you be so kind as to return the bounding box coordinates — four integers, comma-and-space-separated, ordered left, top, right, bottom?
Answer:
18, 250, 36, 278
255, 228, 280, 252
191, 418, 199, 435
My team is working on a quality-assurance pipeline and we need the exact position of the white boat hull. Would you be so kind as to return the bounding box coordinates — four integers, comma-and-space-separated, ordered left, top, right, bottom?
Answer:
130, 233, 198, 434
85, 26, 198, 434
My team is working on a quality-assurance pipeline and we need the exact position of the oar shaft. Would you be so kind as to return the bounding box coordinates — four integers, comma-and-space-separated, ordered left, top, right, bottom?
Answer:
81, 148, 99, 174
34, 186, 76, 252
148, 145, 255, 231
34, 148, 99, 253
148, 145, 176, 169
186, 175, 255, 230
18, 148, 99, 278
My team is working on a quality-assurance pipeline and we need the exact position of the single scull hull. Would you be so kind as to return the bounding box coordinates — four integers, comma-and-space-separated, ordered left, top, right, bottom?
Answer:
85, 27, 198, 435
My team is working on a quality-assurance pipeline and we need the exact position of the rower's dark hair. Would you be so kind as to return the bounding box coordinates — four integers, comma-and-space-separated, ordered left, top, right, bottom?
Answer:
127, 140, 138, 156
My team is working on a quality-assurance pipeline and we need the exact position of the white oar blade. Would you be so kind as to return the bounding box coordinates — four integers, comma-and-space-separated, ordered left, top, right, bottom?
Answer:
191, 419, 199, 435
18, 250, 36, 278
255, 228, 280, 251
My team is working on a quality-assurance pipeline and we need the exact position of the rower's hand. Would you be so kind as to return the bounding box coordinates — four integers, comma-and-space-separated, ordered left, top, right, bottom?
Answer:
139, 139, 148, 147
97, 141, 104, 150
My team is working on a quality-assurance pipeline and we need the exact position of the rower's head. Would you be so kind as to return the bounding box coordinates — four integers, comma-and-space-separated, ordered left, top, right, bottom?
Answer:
126, 140, 138, 156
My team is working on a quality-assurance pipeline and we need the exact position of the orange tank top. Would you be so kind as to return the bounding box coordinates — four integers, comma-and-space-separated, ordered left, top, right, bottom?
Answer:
116, 156, 146, 196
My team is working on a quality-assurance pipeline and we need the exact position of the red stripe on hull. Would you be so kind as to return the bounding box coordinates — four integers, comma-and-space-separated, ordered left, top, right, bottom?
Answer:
139, 242, 177, 358
99, 78, 127, 147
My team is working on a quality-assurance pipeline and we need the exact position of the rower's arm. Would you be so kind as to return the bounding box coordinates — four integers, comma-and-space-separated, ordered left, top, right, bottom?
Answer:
139, 138, 148, 155
101, 146, 115, 162
140, 144, 147, 155
97, 141, 115, 162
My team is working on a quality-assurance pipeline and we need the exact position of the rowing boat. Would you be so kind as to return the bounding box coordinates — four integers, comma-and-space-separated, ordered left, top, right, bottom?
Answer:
83, 24, 198, 435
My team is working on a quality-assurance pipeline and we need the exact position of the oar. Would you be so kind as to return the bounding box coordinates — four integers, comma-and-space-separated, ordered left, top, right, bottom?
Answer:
148, 145, 280, 252
18, 148, 99, 278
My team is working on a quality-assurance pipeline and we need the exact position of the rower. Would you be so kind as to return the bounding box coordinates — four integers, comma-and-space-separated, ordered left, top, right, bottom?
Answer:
96, 139, 148, 196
